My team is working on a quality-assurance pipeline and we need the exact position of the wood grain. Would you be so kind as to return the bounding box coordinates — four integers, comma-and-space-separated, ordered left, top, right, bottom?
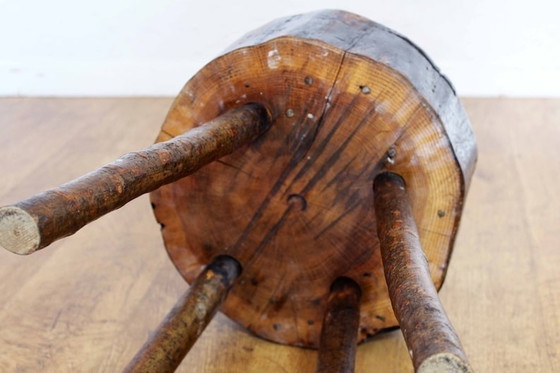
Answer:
0, 97, 557, 372
151, 10, 475, 348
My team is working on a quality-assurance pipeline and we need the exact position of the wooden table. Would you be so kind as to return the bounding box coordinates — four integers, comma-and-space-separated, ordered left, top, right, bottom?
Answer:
0, 98, 557, 372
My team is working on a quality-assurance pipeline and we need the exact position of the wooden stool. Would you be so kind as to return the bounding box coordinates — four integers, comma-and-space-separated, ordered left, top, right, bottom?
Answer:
0, 10, 476, 373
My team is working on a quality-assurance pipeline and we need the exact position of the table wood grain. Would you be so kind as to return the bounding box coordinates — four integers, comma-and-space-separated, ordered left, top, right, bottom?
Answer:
0, 98, 557, 372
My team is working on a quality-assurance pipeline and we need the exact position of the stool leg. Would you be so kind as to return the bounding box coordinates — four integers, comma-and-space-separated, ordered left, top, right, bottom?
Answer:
0, 103, 270, 255
123, 256, 241, 373
373, 172, 473, 373
316, 277, 361, 373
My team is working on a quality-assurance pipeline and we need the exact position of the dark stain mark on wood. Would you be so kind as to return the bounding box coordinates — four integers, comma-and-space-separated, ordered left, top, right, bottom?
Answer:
51, 310, 62, 330
321, 155, 357, 192
310, 298, 322, 306
290, 94, 360, 186
216, 159, 252, 176
313, 195, 362, 240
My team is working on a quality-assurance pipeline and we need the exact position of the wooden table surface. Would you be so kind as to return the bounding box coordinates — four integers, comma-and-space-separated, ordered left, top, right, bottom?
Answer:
0, 98, 558, 372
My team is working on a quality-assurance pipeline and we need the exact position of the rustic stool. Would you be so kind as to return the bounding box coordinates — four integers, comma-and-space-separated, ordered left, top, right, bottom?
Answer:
0, 10, 476, 373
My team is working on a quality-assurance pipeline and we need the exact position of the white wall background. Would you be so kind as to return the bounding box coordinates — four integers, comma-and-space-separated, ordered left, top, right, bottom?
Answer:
1, 0, 558, 97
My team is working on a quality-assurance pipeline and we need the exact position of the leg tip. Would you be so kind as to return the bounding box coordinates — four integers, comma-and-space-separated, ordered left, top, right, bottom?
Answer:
0, 206, 40, 255
418, 352, 474, 373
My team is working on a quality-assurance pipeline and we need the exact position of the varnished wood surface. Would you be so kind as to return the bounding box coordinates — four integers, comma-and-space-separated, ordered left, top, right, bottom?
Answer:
0, 97, 558, 372
154, 10, 475, 347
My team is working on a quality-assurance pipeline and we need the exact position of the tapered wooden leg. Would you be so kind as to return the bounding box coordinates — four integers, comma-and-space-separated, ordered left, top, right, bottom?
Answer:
373, 172, 473, 373
123, 256, 241, 373
316, 277, 361, 373
0, 103, 270, 255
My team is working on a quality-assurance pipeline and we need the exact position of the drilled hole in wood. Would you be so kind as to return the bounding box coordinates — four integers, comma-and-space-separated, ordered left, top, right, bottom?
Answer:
386, 146, 397, 164
287, 194, 307, 211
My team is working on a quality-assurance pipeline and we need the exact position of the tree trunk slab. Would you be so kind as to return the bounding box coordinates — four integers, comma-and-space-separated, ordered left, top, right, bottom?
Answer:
150, 10, 476, 348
